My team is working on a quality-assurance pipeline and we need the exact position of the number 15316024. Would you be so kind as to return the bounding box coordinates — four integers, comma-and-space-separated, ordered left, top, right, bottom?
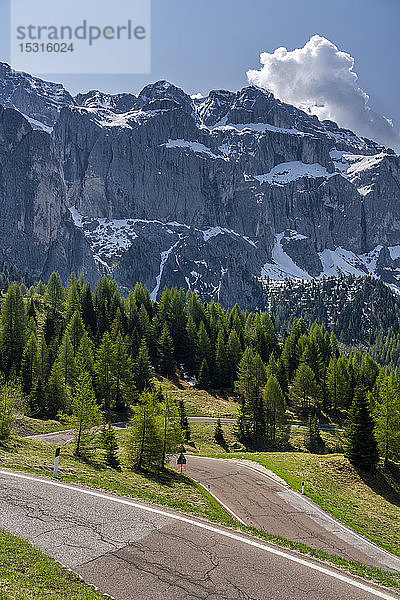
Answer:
19, 42, 74, 53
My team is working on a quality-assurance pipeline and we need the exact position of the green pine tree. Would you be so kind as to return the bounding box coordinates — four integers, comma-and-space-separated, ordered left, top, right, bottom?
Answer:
44, 273, 65, 316
227, 329, 242, 386
373, 372, 400, 465
124, 390, 163, 470
345, 384, 379, 471
65, 311, 86, 356
292, 363, 320, 414
132, 341, 154, 394
158, 323, 175, 378
112, 332, 132, 415
160, 391, 184, 469
21, 332, 39, 394
214, 418, 227, 449
65, 281, 82, 323
94, 332, 114, 415
305, 413, 325, 453
0, 378, 24, 440
59, 371, 101, 457
178, 398, 191, 442
0, 283, 26, 376
263, 375, 287, 444
56, 332, 78, 386
234, 347, 267, 448
46, 364, 68, 418
213, 329, 230, 388
101, 422, 120, 469
198, 358, 210, 388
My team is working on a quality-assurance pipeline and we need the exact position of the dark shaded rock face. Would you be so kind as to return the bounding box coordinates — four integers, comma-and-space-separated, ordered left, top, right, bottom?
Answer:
0, 62, 400, 308
0, 106, 98, 284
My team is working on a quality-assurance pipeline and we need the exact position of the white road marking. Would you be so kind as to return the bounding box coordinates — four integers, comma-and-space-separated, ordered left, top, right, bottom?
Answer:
193, 479, 246, 525
0, 469, 399, 600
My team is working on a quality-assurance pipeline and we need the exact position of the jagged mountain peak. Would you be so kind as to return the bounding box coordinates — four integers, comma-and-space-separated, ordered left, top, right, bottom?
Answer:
0, 62, 74, 127
74, 89, 138, 114
137, 80, 194, 111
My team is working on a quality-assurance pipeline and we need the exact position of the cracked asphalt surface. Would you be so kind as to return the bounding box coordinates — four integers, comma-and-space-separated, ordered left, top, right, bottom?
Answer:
183, 456, 400, 572
1, 470, 400, 600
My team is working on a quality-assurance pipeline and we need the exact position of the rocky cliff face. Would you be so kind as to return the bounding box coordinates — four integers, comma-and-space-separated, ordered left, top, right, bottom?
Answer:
0, 63, 399, 307
0, 103, 97, 283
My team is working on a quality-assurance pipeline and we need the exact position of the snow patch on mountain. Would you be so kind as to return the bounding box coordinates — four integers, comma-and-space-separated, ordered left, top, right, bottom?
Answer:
255, 161, 332, 186
162, 139, 226, 160
151, 238, 182, 301
261, 231, 387, 282
319, 246, 382, 278
261, 232, 312, 280
22, 114, 53, 133
71, 106, 159, 130
212, 122, 309, 137
388, 246, 400, 260
68, 207, 139, 267
202, 226, 257, 247
330, 149, 387, 180
357, 185, 373, 196
346, 153, 387, 179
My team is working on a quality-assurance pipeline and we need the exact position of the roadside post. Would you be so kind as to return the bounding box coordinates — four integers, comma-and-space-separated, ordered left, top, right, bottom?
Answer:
177, 452, 187, 473
198, 446, 201, 456
301, 481, 305, 495
53, 447, 61, 478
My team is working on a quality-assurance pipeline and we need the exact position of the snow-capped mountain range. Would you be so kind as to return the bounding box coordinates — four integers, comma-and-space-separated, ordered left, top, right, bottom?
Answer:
0, 61, 399, 308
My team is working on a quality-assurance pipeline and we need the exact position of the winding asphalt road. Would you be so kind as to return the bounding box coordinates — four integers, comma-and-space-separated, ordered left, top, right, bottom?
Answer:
182, 456, 400, 572
1, 469, 399, 600
26, 417, 339, 444
26, 424, 400, 573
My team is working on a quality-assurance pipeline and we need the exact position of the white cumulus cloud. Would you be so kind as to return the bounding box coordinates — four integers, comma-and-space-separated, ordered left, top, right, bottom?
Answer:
247, 35, 400, 149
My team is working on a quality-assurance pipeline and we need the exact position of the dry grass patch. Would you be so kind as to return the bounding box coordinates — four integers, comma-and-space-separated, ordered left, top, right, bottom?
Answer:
157, 377, 239, 417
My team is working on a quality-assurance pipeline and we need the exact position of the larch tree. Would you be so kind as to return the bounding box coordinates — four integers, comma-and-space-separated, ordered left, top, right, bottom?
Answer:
0, 378, 24, 440
158, 323, 175, 378
56, 332, 78, 386
65, 281, 82, 323
160, 391, 184, 469
263, 375, 287, 444
59, 371, 101, 456
373, 372, 400, 465
44, 272, 65, 316
0, 283, 26, 376
132, 341, 154, 394
234, 347, 267, 448
124, 390, 163, 470
345, 384, 379, 471
292, 363, 319, 413
66, 311, 86, 356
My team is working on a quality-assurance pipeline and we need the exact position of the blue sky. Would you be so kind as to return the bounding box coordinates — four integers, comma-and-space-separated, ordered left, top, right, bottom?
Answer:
1, 0, 399, 128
